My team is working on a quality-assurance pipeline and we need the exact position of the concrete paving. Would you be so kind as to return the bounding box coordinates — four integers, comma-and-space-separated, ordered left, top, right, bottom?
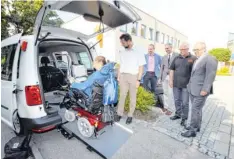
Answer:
152, 76, 234, 159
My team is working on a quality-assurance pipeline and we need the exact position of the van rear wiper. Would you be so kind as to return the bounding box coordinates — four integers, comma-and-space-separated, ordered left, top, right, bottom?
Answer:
77, 37, 86, 45
39, 32, 51, 41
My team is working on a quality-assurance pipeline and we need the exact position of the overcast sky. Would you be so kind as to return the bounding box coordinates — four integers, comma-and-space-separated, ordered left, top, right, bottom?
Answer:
127, 0, 234, 50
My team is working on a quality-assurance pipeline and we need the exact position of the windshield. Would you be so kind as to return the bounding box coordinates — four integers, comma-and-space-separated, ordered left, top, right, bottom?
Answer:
42, 10, 107, 36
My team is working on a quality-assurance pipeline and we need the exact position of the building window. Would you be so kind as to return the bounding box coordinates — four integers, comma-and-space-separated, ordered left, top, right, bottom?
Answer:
161, 33, 165, 44
174, 39, 177, 48
140, 24, 146, 38
129, 22, 138, 35
155, 31, 160, 42
149, 28, 153, 40
165, 35, 169, 43
120, 25, 127, 32
171, 37, 174, 46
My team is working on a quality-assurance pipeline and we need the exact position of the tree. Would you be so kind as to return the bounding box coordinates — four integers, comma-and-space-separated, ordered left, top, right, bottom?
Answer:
209, 48, 232, 62
1, 0, 64, 39
43, 11, 64, 27
1, 0, 10, 39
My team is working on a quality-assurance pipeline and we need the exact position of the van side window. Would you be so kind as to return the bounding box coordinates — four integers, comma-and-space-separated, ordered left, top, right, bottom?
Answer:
77, 52, 92, 69
1, 44, 17, 81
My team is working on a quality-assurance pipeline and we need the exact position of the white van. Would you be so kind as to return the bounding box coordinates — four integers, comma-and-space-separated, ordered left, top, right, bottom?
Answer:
1, 0, 140, 135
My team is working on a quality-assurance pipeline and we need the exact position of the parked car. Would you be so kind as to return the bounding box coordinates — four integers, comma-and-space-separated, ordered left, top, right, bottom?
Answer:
1, 0, 141, 135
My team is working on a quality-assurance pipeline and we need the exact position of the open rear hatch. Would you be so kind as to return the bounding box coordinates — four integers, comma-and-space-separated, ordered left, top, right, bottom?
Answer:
34, 0, 141, 43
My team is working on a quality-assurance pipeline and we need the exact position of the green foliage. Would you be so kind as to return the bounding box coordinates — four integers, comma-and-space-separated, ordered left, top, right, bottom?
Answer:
217, 67, 229, 73
209, 48, 231, 62
118, 86, 155, 113
216, 67, 231, 76
1, 0, 64, 39
1, 0, 10, 40
43, 11, 64, 27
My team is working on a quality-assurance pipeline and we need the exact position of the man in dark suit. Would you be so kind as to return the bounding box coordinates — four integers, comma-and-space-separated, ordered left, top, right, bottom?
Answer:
181, 42, 218, 137
158, 43, 179, 115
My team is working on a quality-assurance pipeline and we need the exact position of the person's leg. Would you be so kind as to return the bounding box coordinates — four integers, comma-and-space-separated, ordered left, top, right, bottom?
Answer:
150, 75, 157, 94
168, 81, 175, 113
143, 73, 151, 92
198, 96, 208, 129
170, 87, 182, 120
181, 88, 189, 120
117, 74, 129, 117
174, 87, 182, 116
128, 74, 137, 119
190, 96, 207, 132
162, 79, 169, 110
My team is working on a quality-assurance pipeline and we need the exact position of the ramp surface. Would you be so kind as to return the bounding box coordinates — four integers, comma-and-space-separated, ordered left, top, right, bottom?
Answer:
60, 115, 133, 159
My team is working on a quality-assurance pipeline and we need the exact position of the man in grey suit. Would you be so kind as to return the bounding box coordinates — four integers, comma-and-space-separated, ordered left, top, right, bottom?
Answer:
159, 43, 178, 115
181, 42, 218, 138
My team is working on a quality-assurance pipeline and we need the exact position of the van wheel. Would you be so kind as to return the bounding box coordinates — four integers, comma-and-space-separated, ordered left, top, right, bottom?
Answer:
12, 112, 24, 136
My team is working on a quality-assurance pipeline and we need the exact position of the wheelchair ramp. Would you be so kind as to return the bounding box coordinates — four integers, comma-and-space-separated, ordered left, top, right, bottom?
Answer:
61, 120, 133, 159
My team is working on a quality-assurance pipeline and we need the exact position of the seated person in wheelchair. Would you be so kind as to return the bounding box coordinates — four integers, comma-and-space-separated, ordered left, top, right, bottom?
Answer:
70, 56, 116, 99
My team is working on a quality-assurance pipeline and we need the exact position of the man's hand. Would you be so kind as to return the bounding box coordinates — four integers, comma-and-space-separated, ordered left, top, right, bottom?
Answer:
169, 80, 173, 88
117, 76, 120, 82
200, 91, 208, 96
136, 81, 140, 88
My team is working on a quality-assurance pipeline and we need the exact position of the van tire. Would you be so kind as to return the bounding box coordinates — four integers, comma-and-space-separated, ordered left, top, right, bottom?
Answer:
12, 112, 25, 136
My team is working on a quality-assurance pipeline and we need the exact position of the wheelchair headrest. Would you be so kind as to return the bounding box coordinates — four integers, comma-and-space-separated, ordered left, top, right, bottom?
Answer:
41, 56, 50, 65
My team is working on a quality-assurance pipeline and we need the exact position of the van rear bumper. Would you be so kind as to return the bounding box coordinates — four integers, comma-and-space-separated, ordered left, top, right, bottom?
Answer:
21, 112, 62, 132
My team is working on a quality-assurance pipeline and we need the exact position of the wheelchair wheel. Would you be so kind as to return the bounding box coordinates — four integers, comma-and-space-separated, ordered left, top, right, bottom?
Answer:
77, 117, 94, 138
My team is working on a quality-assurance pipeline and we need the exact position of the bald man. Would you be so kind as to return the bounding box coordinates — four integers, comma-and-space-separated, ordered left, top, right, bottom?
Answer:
181, 42, 218, 138
169, 42, 197, 126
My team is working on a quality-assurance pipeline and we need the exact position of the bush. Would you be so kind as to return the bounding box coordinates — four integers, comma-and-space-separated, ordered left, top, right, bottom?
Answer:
218, 67, 229, 73
118, 86, 155, 113
216, 67, 231, 76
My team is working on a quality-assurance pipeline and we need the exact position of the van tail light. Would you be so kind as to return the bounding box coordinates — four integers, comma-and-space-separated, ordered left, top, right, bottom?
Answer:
21, 41, 28, 51
25, 85, 42, 106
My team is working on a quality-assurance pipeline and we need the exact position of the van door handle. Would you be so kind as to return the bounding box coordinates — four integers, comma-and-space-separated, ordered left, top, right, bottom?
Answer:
13, 89, 23, 94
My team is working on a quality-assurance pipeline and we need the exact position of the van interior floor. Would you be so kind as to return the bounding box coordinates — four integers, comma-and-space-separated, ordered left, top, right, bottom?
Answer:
44, 91, 66, 114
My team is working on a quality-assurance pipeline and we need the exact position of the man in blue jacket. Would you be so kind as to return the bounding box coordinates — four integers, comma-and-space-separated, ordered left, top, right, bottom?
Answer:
142, 44, 162, 94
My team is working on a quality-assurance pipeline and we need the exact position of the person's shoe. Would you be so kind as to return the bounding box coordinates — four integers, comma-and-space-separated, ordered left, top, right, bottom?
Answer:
115, 115, 122, 122
126, 117, 132, 125
180, 119, 186, 126
170, 115, 181, 120
181, 130, 196, 138
184, 126, 200, 132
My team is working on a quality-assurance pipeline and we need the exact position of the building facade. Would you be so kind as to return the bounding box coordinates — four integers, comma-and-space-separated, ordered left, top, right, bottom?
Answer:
95, 2, 188, 61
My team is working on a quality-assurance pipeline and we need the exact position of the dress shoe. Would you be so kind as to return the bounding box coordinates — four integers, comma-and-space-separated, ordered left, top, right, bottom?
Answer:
115, 115, 122, 122
126, 117, 132, 124
170, 115, 181, 120
184, 126, 200, 132
180, 119, 186, 126
181, 130, 196, 138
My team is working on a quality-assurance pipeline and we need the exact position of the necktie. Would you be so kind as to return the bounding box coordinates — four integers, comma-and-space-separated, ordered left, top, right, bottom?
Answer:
168, 54, 171, 65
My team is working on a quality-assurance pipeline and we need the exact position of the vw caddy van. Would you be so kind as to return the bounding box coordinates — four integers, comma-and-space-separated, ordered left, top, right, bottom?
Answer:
1, 0, 140, 135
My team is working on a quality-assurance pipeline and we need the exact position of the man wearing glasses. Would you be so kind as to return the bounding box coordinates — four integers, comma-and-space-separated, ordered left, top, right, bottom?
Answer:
169, 42, 197, 126
159, 43, 178, 115
181, 42, 218, 138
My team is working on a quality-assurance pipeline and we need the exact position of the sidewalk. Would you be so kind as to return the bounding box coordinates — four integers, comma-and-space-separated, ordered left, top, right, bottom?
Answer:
151, 76, 234, 159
